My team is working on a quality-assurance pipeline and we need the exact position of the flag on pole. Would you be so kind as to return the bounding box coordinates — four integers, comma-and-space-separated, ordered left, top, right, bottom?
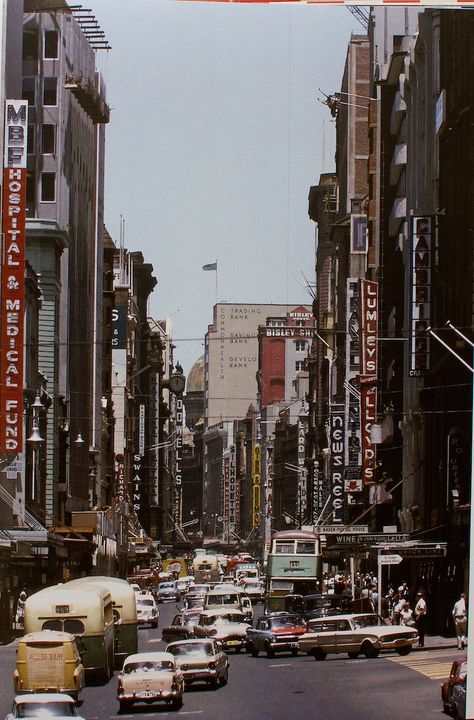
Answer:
202, 262, 217, 271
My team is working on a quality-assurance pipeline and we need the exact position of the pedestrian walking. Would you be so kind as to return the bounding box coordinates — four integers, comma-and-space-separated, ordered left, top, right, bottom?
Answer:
400, 601, 415, 627
452, 592, 467, 650
414, 591, 427, 647
15, 591, 27, 630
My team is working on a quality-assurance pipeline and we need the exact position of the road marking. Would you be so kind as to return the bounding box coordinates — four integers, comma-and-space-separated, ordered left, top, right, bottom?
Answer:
385, 654, 453, 681
148, 638, 163, 643
269, 663, 293, 668
110, 713, 203, 718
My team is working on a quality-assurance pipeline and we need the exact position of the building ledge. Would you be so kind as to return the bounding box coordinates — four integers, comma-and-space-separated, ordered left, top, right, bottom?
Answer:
65, 75, 110, 124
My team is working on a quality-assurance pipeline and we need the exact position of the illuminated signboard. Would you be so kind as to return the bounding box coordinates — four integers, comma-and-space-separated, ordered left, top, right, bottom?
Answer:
0, 100, 28, 453
359, 279, 378, 484
252, 444, 261, 528
329, 405, 344, 523
409, 216, 432, 377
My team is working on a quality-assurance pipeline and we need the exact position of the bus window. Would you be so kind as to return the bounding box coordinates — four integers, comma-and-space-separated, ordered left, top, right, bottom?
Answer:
42, 619, 62, 631
63, 619, 85, 635
296, 542, 316, 554
275, 542, 294, 554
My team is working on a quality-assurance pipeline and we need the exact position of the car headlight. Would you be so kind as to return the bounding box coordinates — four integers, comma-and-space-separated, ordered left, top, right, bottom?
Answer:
208, 661, 216, 669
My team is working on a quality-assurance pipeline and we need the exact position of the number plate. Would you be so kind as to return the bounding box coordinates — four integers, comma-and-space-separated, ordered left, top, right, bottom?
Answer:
138, 691, 154, 698
226, 640, 240, 646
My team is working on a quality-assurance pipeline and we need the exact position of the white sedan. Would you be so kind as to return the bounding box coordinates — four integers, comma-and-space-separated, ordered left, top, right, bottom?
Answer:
4, 694, 85, 720
166, 638, 229, 688
117, 651, 184, 711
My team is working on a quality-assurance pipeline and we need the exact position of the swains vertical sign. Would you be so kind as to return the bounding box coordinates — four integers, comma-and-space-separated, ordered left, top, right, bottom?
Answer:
132, 454, 142, 513
409, 216, 432, 377
359, 279, 378, 485
329, 406, 345, 523
174, 398, 183, 527
0, 100, 28, 453
252, 444, 261, 528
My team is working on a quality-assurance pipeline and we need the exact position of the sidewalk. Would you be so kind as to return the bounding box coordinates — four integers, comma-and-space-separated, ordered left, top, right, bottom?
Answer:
413, 634, 461, 652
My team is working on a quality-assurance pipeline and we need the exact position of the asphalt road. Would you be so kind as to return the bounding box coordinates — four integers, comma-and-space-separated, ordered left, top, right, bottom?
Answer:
0, 600, 464, 720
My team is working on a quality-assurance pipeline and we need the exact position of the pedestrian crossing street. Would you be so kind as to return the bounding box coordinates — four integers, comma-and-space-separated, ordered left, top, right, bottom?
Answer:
385, 650, 454, 681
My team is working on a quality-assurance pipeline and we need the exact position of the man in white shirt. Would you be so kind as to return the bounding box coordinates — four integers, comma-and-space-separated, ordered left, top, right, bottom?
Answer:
452, 592, 467, 650
414, 592, 427, 647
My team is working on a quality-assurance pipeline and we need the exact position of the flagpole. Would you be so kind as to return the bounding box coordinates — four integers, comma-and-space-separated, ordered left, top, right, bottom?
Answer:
215, 259, 217, 303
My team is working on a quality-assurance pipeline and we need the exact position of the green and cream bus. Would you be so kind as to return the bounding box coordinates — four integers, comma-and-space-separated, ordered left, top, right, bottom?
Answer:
65, 576, 138, 669
265, 529, 321, 612
24, 584, 114, 682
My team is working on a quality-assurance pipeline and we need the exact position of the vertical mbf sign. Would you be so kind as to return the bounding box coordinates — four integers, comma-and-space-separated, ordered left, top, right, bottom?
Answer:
329, 405, 345, 523
0, 101, 28, 453
409, 216, 432, 377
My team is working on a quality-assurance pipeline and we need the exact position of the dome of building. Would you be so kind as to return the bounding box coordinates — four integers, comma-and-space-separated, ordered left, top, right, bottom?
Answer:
186, 355, 205, 393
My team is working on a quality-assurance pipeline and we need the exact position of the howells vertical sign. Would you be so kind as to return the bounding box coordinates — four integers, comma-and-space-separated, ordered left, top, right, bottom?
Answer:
0, 101, 28, 453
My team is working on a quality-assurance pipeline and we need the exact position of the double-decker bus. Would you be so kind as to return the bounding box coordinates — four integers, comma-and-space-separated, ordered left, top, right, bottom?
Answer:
265, 529, 321, 612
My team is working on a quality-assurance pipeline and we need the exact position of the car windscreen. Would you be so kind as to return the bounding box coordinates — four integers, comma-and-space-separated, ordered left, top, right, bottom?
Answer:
168, 643, 213, 656
352, 614, 381, 628
16, 702, 77, 717
269, 616, 305, 629
123, 661, 174, 673
207, 594, 239, 605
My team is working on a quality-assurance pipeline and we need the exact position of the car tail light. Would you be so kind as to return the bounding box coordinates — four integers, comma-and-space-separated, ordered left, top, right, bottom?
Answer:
171, 681, 180, 690
118, 678, 123, 691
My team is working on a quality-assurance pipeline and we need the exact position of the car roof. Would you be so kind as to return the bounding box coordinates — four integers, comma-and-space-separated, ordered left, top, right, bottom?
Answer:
166, 638, 214, 647
199, 608, 244, 617
14, 694, 75, 704
124, 652, 175, 664
20, 630, 76, 643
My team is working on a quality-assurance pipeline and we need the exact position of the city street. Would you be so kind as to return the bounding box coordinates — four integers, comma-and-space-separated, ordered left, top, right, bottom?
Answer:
0, 602, 464, 720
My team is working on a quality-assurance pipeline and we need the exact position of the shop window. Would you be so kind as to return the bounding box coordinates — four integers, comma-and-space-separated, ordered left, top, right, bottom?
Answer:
44, 30, 58, 59
23, 29, 38, 62
43, 77, 57, 106
27, 125, 35, 155
22, 77, 35, 106
41, 172, 55, 202
41, 124, 55, 154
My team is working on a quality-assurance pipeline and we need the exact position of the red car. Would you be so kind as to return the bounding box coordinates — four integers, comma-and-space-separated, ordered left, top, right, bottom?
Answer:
441, 657, 467, 715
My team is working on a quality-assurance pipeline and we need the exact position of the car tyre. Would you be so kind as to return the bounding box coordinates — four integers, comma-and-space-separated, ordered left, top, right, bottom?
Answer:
151, 621, 158, 629
291, 649, 298, 657
209, 677, 219, 690
312, 648, 327, 661
220, 667, 229, 686
361, 641, 380, 659
171, 695, 183, 710
251, 645, 259, 657
266, 644, 275, 658
396, 646, 411, 656
347, 652, 359, 659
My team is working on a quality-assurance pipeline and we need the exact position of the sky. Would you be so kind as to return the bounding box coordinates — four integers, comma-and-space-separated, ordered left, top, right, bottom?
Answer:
90, 1, 360, 375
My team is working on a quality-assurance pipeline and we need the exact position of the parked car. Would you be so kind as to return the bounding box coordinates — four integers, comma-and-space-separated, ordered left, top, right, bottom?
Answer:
136, 594, 159, 628
165, 638, 229, 688
157, 581, 180, 603
4, 694, 85, 720
442, 658, 467, 718
117, 652, 184, 712
299, 613, 418, 660
451, 668, 466, 720
194, 609, 251, 652
246, 613, 307, 658
161, 611, 201, 644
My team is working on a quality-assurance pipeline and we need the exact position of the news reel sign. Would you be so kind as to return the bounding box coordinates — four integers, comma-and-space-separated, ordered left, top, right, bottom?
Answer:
0, 101, 28, 454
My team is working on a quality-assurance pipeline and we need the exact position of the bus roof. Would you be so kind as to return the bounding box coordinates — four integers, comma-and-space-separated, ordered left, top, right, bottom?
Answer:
271, 529, 319, 540
65, 577, 137, 621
